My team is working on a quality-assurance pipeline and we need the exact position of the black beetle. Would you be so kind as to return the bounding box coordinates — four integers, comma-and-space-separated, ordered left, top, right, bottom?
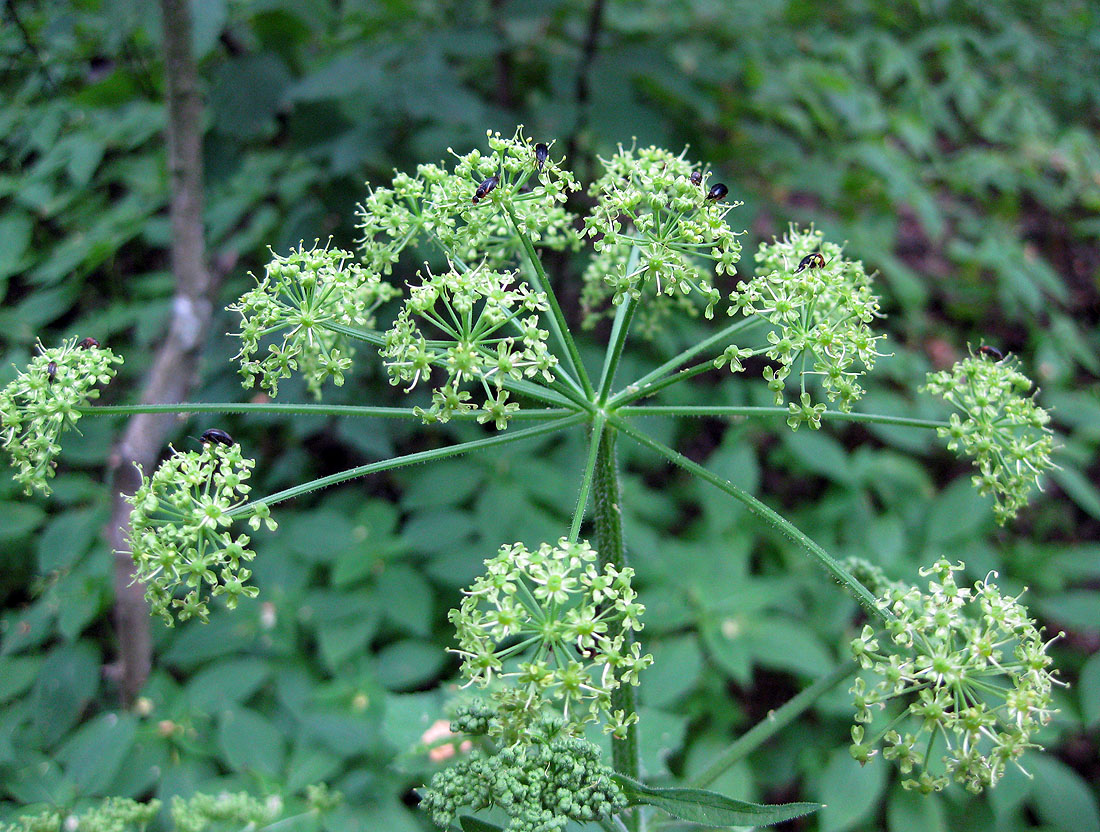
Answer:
471, 175, 499, 204
794, 252, 826, 273
535, 143, 549, 171
977, 345, 1004, 362
690, 170, 703, 186
705, 183, 728, 202
78, 337, 100, 349
200, 428, 235, 447
47, 361, 57, 383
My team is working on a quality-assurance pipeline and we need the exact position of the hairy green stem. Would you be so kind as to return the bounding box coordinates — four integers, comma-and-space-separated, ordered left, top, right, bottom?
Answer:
621, 405, 948, 430
689, 661, 855, 788
78, 403, 574, 420
503, 201, 595, 398
592, 427, 641, 830
319, 320, 387, 347
569, 412, 606, 543
607, 414, 884, 618
610, 360, 716, 407
231, 414, 585, 515
596, 246, 642, 404
607, 316, 762, 407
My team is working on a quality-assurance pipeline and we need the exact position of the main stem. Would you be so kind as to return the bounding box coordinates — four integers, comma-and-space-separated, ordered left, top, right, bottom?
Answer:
592, 426, 642, 832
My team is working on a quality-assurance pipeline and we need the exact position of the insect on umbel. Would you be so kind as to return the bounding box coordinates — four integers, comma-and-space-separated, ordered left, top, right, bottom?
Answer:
471, 175, 499, 204
690, 170, 703, 186
794, 252, 826, 273
977, 345, 1004, 362
199, 428, 235, 447
46, 361, 57, 383
705, 183, 728, 202
78, 337, 100, 349
535, 143, 549, 171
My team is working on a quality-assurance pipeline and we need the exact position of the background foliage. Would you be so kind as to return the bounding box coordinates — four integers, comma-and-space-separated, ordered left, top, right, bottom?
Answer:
1, 0, 1098, 829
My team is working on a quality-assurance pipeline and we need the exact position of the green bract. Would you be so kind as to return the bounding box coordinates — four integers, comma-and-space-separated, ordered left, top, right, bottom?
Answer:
849, 559, 1061, 794
449, 538, 652, 737
229, 243, 399, 399
357, 127, 580, 275
729, 227, 887, 426
923, 350, 1056, 524
381, 263, 556, 428
420, 706, 627, 832
127, 441, 276, 625
582, 144, 742, 335
0, 338, 123, 495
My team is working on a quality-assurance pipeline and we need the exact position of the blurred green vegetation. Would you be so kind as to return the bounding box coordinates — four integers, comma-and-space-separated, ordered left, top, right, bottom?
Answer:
1, 0, 1098, 830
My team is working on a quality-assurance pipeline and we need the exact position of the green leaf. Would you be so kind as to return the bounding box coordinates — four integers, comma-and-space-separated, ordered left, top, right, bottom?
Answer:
816, 747, 887, 832
0, 656, 40, 704
1079, 650, 1100, 726
186, 657, 272, 710
458, 817, 504, 832
58, 712, 137, 794
1030, 754, 1100, 832
612, 774, 821, 827
1037, 590, 1100, 634
32, 642, 100, 745
376, 564, 435, 637
37, 507, 104, 573
374, 639, 446, 691
216, 705, 286, 776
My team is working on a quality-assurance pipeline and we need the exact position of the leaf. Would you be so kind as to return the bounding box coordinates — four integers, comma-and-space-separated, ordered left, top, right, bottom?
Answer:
32, 642, 100, 745
1079, 650, 1100, 726
58, 712, 137, 794
186, 657, 272, 710
817, 748, 887, 832
1029, 754, 1100, 832
216, 706, 286, 777
36, 507, 104, 573
613, 774, 822, 827
374, 639, 447, 691
458, 818, 504, 832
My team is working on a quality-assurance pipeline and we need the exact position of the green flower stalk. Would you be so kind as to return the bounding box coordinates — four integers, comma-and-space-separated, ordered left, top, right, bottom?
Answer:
449, 538, 652, 737
849, 558, 1062, 794
229, 243, 399, 399
582, 144, 742, 335
923, 349, 1056, 523
728, 226, 887, 427
381, 263, 557, 427
0, 337, 123, 495
420, 705, 627, 832
127, 441, 276, 625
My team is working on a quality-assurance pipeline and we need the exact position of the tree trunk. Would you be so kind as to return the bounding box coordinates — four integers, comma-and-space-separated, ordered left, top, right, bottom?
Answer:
107, 0, 218, 705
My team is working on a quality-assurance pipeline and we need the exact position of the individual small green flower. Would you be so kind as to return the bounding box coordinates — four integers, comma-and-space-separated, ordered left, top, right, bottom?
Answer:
0, 337, 123, 495
449, 538, 652, 736
923, 349, 1056, 523
356, 127, 580, 274
229, 243, 399, 399
171, 792, 279, 832
420, 708, 627, 832
381, 263, 557, 427
849, 558, 1062, 794
127, 441, 276, 625
582, 143, 742, 334
729, 226, 887, 422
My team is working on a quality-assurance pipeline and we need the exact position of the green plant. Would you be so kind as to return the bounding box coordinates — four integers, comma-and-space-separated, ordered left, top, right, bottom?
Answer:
1, 128, 1066, 831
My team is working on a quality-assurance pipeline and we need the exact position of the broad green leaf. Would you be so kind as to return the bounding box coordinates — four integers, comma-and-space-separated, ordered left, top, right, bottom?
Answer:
374, 639, 447, 691
186, 657, 272, 710
0, 656, 40, 704
613, 774, 821, 827
1037, 591, 1100, 634
646, 635, 703, 707
817, 748, 887, 832
58, 712, 137, 794
376, 564, 435, 636
1079, 650, 1100, 726
32, 642, 100, 745
1030, 754, 1100, 832
216, 706, 285, 777
886, 785, 946, 832
36, 507, 104, 572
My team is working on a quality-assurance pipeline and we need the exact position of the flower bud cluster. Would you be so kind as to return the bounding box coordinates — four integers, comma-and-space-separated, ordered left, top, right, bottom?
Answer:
849, 558, 1061, 794
582, 144, 742, 334
381, 264, 556, 428
729, 227, 887, 426
229, 243, 399, 399
420, 708, 626, 832
357, 127, 580, 274
171, 792, 279, 832
0, 338, 122, 495
922, 350, 1055, 524
127, 441, 276, 625
449, 538, 651, 736
0, 798, 160, 832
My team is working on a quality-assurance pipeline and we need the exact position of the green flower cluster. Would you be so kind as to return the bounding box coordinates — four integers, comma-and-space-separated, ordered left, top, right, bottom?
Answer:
729, 227, 887, 428
127, 441, 276, 625
357, 127, 579, 273
449, 538, 651, 737
381, 263, 556, 427
849, 559, 1061, 794
229, 243, 399, 399
171, 792, 278, 832
0, 338, 122, 495
420, 708, 627, 832
0, 798, 159, 832
923, 350, 1056, 524
582, 144, 742, 335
